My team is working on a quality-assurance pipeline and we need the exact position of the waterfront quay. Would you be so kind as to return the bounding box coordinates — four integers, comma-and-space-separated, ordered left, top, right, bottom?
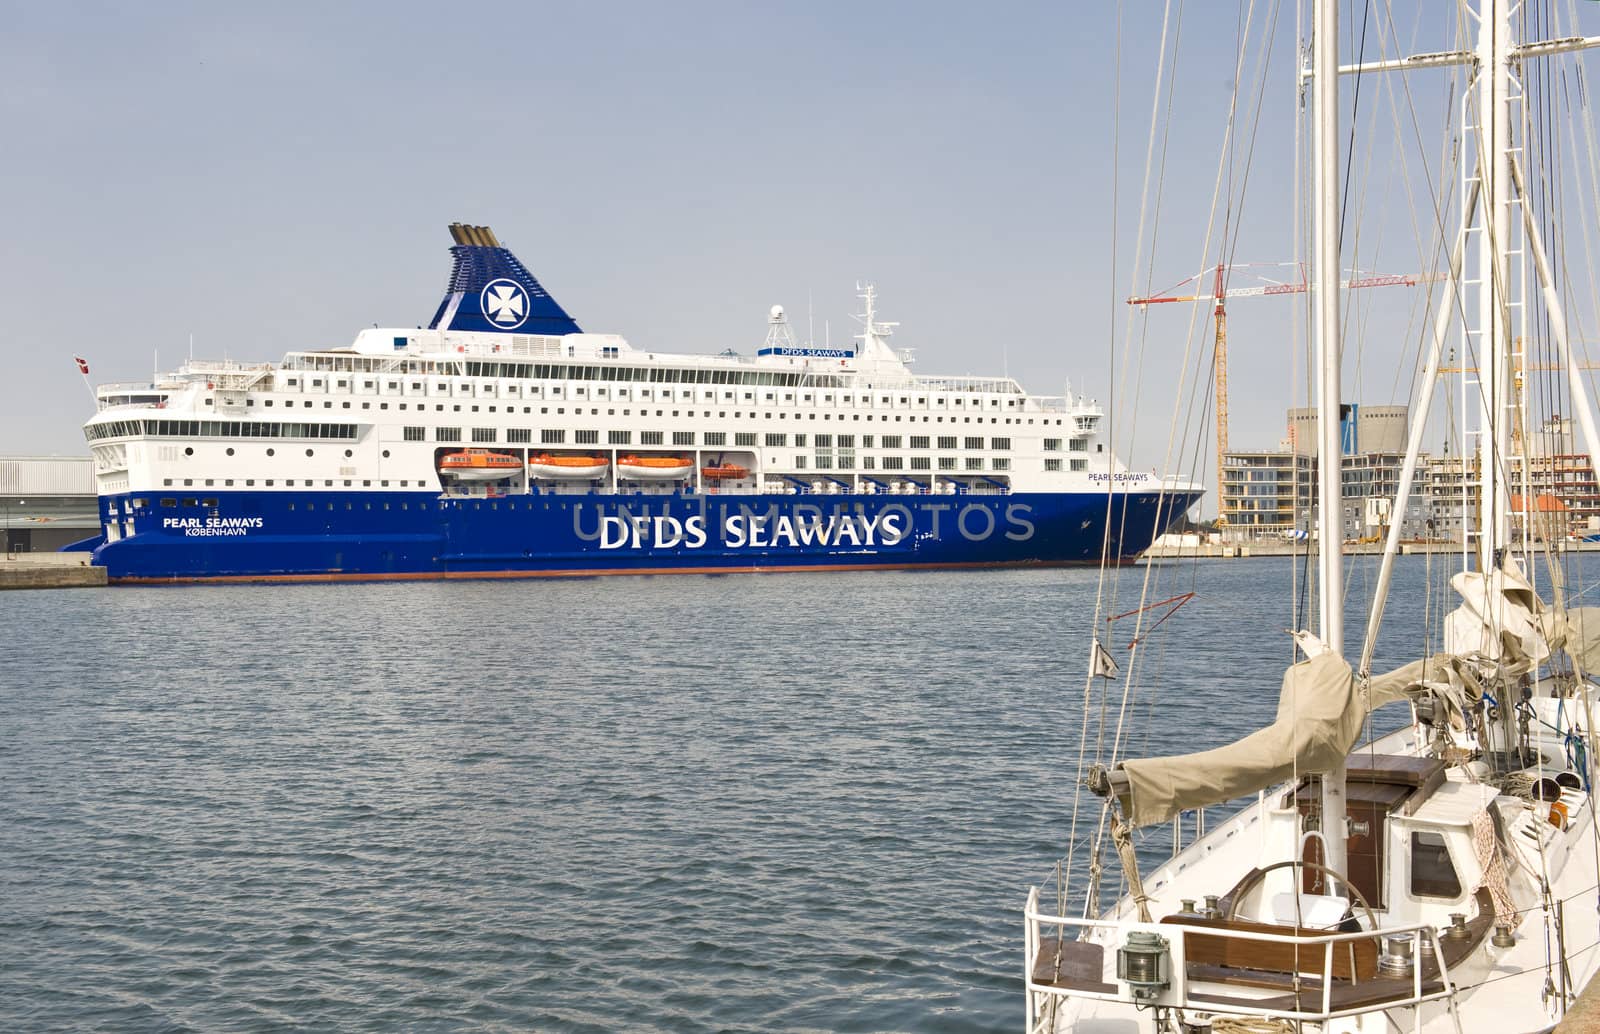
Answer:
0, 551, 105, 590
1143, 539, 1600, 560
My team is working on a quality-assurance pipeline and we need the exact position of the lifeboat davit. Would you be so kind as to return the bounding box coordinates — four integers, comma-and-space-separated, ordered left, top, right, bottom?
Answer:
616, 455, 694, 480
439, 449, 521, 481
700, 464, 749, 481
528, 454, 609, 479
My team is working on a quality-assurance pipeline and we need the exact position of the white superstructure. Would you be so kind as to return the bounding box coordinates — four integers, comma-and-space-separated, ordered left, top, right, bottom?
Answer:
84, 286, 1142, 502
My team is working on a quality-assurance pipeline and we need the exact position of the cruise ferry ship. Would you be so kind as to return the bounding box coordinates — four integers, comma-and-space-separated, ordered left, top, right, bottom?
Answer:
79, 224, 1202, 583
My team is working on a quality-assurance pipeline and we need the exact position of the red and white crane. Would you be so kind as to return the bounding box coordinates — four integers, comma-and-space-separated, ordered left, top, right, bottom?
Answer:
1128, 263, 1446, 504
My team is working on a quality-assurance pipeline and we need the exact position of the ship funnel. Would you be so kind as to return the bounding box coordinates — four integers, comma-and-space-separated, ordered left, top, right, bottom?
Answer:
427, 223, 581, 335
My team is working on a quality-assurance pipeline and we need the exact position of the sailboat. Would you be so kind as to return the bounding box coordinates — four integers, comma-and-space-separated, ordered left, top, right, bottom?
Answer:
1025, 2, 1600, 1031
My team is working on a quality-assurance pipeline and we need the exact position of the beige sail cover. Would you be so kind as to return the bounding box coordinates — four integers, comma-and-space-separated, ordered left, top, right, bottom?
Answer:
1112, 561, 1534, 828
1541, 606, 1600, 675
1118, 652, 1482, 827
1443, 561, 1547, 665
1120, 653, 1363, 827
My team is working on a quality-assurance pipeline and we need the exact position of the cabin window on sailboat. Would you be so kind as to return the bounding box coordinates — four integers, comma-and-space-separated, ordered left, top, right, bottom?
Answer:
1409, 831, 1463, 900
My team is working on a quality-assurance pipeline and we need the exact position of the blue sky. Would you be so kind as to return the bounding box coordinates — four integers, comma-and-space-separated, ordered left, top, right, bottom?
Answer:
6, 3, 1595, 496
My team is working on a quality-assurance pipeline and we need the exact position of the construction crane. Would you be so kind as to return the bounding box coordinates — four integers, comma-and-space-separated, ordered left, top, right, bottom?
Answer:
1128, 264, 1446, 506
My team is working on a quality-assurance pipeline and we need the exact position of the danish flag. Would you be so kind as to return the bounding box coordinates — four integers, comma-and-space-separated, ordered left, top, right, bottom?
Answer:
73, 355, 89, 375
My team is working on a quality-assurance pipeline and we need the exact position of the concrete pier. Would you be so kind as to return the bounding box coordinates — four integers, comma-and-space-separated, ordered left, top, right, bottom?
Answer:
0, 551, 106, 590
1141, 540, 1600, 561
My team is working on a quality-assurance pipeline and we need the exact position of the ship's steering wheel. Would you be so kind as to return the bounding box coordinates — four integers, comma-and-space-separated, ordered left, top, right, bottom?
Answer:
1223, 859, 1379, 930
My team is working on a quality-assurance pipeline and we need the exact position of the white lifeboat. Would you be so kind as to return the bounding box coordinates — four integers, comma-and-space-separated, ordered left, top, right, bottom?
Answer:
616, 454, 694, 480
438, 449, 521, 481
528, 454, 609, 479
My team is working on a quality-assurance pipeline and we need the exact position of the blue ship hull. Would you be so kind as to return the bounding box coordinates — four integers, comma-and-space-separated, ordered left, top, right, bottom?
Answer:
91, 489, 1200, 583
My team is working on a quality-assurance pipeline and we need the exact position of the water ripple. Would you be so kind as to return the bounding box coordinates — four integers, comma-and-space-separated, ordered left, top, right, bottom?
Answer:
1, 558, 1468, 1031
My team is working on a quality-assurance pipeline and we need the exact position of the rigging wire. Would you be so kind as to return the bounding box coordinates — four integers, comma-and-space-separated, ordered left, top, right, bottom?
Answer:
1111, 0, 1273, 773
1076, 0, 1193, 913
1064, 0, 1181, 921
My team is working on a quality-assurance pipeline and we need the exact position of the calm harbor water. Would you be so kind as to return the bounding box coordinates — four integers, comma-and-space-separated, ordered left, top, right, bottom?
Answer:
0, 553, 1555, 1032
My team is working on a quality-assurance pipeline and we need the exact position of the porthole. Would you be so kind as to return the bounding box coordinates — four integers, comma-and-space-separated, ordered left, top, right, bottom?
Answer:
226, 447, 234, 456
184, 447, 194, 456
344, 449, 353, 458
306, 448, 314, 457
266, 448, 275, 457
382, 450, 390, 458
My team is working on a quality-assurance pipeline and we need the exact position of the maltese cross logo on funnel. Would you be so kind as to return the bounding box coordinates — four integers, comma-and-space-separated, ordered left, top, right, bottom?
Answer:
480, 278, 529, 329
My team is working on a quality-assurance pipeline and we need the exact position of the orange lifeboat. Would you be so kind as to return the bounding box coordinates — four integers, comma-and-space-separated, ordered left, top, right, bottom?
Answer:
439, 449, 521, 481
700, 463, 749, 481
528, 454, 609, 480
616, 454, 694, 480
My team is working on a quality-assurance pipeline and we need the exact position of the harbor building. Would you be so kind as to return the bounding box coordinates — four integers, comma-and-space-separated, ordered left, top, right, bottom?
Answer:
1526, 416, 1600, 536
0, 457, 97, 553
1220, 407, 1600, 544
1220, 406, 1430, 542
1287, 404, 1408, 457
1217, 449, 1303, 537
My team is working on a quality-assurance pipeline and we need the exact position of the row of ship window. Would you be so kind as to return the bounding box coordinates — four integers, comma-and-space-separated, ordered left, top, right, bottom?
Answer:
800, 457, 1082, 472
216, 395, 1063, 427
158, 478, 427, 489
86, 418, 1089, 451
405, 428, 1083, 451
101, 401, 1063, 434
87, 419, 359, 442
287, 364, 1025, 402
798, 455, 1013, 472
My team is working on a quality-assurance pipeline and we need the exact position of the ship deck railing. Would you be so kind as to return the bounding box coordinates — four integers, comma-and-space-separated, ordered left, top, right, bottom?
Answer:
1024, 888, 1459, 1028
178, 360, 278, 375
96, 381, 188, 395
438, 482, 1014, 498
279, 350, 1087, 406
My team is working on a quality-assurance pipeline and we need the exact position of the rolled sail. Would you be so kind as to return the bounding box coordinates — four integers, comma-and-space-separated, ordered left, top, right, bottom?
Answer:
1541, 606, 1600, 676
1120, 653, 1363, 827
1117, 651, 1484, 827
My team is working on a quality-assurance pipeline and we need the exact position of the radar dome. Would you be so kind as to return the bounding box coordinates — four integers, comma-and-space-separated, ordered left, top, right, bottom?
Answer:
769, 305, 785, 320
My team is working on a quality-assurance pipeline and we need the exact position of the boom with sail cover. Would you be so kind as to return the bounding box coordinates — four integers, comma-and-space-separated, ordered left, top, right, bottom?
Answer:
1099, 560, 1547, 827
1108, 650, 1483, 827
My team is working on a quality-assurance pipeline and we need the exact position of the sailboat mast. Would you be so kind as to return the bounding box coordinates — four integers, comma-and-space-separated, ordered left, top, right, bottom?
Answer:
1311, 0, 1350, 876
1478, 0, 1514, 572
1312, 0, 1347, 880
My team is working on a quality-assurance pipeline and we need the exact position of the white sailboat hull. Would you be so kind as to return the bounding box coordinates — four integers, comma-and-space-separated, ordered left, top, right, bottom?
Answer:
1029, 720, 1600, 1034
